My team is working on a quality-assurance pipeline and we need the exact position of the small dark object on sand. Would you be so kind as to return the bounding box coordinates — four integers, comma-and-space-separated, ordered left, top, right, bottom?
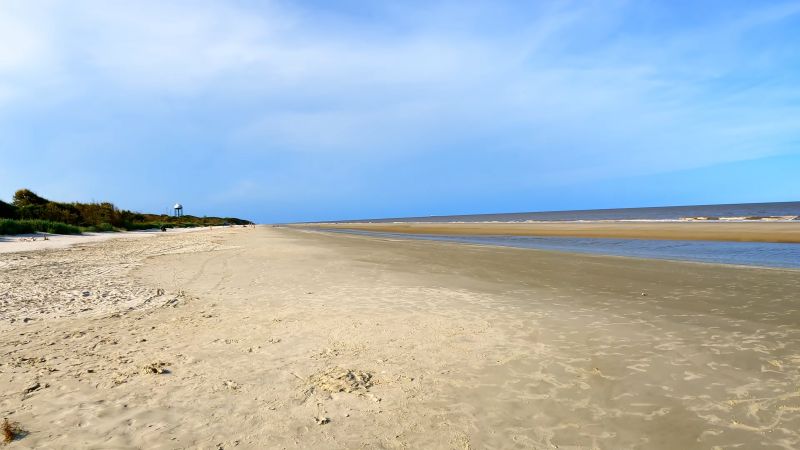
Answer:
315, 416, 330, 425
142, 361, 169, 374
22, 381, 40, 396
160, 226, 167, 232
2, 418, 24, 444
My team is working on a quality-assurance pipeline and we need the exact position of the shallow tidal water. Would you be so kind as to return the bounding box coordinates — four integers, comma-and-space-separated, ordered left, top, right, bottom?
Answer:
326, 229, 800, 269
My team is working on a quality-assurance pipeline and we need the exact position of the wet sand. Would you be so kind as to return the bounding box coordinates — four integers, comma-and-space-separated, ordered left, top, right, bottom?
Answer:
1, 226, 799, 449
309, 220, 800, 243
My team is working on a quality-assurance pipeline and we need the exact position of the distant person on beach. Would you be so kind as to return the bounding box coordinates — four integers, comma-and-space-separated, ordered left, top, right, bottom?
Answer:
160, 225, 167, 232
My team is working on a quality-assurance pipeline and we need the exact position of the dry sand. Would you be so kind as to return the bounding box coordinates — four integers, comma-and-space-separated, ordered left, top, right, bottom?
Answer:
309, 220, 800, 243
0, 227, 212, 255
1, 226, 799, 449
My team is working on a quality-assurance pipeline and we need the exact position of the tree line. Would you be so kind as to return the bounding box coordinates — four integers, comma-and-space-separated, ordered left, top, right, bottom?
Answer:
1, 189, 251, 235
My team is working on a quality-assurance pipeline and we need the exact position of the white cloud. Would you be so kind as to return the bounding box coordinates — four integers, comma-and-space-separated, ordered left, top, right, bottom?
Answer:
0, 4, 53, 72
0, 2, 60, 107
76, 2, 275, 91
1, 0, 799, 192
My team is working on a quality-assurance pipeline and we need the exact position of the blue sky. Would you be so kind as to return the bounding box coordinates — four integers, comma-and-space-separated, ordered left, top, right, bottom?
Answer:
0, 0, 798, 223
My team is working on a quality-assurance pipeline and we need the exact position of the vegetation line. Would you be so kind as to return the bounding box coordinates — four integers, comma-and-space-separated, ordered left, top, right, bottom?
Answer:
0, 189, 251, 236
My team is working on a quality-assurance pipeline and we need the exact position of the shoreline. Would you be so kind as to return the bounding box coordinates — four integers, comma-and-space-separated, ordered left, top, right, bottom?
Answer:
303, 220, 800, 243
303, 227, 800, 271
2, 227, 799, 448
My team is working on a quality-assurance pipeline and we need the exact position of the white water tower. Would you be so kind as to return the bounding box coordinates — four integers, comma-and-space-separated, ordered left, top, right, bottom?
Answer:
174, 203, 183, 217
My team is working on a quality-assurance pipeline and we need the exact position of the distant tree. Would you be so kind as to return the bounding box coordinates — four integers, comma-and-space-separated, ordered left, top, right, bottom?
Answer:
41, 202, 79, 224
12, 189, 48, 207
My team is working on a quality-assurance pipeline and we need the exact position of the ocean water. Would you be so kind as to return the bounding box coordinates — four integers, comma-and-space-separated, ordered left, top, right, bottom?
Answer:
324, 229, 800, 269
320, 201, 800, 268
344, 201, 800, 223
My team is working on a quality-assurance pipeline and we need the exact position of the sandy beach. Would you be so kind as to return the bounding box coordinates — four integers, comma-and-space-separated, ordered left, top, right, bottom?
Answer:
310, 221, 800, 243
0, 228, 212, 255
2, 226, 799, 449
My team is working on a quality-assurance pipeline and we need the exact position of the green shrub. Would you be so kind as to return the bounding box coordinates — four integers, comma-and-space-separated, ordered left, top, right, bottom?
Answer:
0, 219, 82, 235
123, 222, 167, 231
84, 222, 116, 232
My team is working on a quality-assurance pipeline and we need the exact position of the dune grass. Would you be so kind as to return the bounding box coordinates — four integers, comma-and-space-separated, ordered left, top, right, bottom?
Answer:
0, 219, 82, 236
82, 222, 116, 232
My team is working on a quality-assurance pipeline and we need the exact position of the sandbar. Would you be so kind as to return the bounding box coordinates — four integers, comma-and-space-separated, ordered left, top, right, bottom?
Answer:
308, 220, 800, 243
